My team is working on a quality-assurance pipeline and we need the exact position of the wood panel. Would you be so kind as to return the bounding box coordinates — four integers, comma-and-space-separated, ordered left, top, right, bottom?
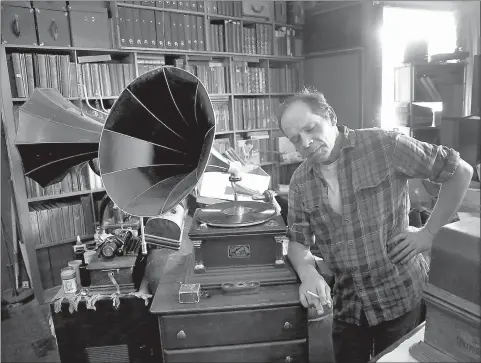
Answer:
303, 1, 383, 128
304, 50, 363, 129
304, 2, 363, 54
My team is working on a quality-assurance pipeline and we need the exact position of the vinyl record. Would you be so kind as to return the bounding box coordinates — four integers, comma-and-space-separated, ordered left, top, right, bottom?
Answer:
196, 201, 276, 227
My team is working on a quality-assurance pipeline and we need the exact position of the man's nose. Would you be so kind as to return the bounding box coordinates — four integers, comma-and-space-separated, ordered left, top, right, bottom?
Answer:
300, 134, 311, 149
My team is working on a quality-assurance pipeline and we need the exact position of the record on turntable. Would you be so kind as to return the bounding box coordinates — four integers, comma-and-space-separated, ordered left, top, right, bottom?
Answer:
196, 201, 276, 227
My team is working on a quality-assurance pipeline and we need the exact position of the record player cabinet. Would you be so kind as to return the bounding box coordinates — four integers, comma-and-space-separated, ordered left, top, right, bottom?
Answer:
151, 254, 308, 363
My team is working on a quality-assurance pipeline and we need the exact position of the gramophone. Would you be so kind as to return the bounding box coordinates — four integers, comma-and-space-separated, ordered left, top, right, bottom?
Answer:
14, 66, 297, 296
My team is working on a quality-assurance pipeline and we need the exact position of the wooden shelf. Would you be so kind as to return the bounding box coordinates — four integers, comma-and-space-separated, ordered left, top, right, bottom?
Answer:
35, 234, 95, 250
27, 189, 106, 203
3, 44, 304, 61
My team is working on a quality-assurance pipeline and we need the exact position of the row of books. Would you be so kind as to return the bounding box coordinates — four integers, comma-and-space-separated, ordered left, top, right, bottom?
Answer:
209, 21, 237, 53
118, 8, 206, 51
213, 100, 231, 132
29, 196, 96, 246
138, 56, 167, 76
232, 64, 267, 94
274, 27, 303, 57
286, 66, 301, 93
25, 165, 103, 199
270, 68, 288, 93
184, 61, 228, 93
120, 0, 205, 12
243, 24, 274, 56
207, 1, 242, 16
80, 61, 135, 99
8, 53, 76, 99
233, 98, 274, 131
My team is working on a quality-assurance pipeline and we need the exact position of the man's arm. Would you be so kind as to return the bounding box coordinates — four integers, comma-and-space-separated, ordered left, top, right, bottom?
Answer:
424, 158, 473, 235
288, 241, 318, 282
286, 183, 317, 281
287, 183, 331, 309
388, 132, 473, 262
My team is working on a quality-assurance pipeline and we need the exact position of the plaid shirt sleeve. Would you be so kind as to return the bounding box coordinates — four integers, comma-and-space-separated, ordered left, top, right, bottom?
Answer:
287, 182, 315, 247
392, 132, 460, 183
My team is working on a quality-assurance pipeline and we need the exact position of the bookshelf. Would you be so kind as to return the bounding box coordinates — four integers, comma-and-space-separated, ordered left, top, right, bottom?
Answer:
1, 0, 305, 303
393, 62, 466, 143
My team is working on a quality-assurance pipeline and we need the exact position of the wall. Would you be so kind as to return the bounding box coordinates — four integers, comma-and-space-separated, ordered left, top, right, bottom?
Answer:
303, 1, 383, 129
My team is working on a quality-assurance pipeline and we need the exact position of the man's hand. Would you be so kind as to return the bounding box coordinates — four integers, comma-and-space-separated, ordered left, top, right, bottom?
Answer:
388, 226, 434, 264
298, 266, 332, 315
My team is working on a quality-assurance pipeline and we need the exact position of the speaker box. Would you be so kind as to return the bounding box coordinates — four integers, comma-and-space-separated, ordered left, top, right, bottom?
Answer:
51, 296, 161, 363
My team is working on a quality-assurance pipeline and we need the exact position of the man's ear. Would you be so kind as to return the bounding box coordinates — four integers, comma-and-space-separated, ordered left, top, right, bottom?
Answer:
328, 107, 337, 126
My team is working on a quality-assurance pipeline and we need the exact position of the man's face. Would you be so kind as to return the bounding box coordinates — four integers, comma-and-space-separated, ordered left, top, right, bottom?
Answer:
280, 101, 338, 164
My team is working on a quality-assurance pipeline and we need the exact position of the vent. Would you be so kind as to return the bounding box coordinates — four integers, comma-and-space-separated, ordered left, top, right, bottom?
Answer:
85, 344, 130, 363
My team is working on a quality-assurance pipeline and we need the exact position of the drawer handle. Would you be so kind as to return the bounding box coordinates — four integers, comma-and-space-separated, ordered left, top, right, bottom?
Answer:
176, 330, 186, 340
283, 322, 293, 330
285, 356, 293, 363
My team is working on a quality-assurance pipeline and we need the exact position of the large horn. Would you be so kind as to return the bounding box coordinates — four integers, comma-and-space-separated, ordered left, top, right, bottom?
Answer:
14, 88, 103, 188
98, 66, 216, 218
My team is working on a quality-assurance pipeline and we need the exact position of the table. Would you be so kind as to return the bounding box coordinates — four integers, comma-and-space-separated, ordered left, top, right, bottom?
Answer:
370, 322, 425, 363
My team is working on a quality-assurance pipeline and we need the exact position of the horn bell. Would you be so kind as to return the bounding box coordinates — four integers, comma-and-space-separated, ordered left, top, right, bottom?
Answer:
14, 88, 103, 188
99, 66, 216, 218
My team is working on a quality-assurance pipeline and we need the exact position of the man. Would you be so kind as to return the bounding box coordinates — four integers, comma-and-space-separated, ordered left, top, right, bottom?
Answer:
280, 89, 473, 363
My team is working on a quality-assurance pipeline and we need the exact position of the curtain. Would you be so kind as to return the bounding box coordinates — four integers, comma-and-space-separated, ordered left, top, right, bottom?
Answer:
456, 1, 480, 116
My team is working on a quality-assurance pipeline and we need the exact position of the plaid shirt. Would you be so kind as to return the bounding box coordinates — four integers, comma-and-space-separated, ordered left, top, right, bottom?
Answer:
288, 126, 460, 326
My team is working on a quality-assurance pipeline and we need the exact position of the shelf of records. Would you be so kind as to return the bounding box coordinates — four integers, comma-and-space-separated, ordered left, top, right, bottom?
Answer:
24, 163, 103, 202
120, 1, 304, 27
117, 1, 303, 57
28, 194, 97, 249
7, 49, 300, 99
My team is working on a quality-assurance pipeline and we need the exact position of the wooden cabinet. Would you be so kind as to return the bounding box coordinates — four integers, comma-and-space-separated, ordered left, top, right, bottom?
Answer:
152, 280, 308, 363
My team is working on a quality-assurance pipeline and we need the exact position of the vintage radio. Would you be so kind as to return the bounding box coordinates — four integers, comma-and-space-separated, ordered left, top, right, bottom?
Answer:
410, 216, 480, 362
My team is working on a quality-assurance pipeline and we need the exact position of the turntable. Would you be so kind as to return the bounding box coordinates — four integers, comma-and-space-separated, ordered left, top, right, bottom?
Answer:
186, 195, 297, 289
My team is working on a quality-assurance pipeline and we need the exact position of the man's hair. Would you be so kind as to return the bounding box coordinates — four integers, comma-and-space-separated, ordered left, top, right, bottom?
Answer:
276, 87, 337, 132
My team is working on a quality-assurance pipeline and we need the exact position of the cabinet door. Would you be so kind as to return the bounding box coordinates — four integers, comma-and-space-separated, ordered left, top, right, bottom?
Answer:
35, 8, 71, 47
1, 6, 38, 45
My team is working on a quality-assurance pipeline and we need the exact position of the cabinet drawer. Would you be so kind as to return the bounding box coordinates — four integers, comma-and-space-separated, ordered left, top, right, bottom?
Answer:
164, 338, 307, 363
160, 306, 307, 349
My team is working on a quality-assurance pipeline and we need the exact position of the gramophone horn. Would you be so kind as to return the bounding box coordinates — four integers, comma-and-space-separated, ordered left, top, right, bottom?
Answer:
99, 66, 216, 218
14, 88, 103, 188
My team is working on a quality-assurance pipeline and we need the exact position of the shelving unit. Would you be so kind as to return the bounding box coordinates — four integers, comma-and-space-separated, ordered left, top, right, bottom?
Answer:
393, 62, 466, 142
1, 0, 305, 303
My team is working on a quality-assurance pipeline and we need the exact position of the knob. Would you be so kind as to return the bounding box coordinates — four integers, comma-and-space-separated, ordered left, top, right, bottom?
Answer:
285, 356, 293, 363
176, 330, 186, 340
283, 322, 293, 330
